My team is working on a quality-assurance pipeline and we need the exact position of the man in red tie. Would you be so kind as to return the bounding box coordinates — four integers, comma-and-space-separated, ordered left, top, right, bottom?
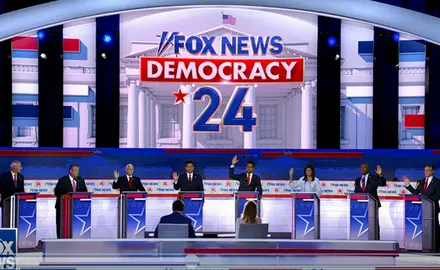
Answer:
0, 160, 25, 226
354, 163, 385, 207
229, 155, 263, 198
54, 164, 88, 238
403, 164, 440, 250
173, 161, 204, 192
112, 164, 146, 193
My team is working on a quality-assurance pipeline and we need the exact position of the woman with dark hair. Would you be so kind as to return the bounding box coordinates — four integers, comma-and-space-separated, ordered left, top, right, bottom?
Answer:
288, 165, 322, 197
235, 200, 261, 237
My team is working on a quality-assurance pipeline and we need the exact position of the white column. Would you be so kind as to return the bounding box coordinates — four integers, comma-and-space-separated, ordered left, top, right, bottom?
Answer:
138, 87, 149, 148
148, 93, 156, 148
293, 88, 302, 148
181, 84, 195, 148
301, 81, 313, 149
243, 86, 256, 149
127, 80, 139, 148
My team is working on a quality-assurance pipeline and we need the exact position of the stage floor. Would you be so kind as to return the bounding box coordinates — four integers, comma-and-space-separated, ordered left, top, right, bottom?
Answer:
13, 250, 440, 269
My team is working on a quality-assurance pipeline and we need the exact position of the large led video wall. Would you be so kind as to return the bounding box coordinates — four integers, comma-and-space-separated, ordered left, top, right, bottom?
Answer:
10, 9, 426, 149
340, 20, 425, 150
119, 8, 318, 149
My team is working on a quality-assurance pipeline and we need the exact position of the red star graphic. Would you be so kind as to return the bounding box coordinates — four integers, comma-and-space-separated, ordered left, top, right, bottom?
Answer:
172, 88, 188, 104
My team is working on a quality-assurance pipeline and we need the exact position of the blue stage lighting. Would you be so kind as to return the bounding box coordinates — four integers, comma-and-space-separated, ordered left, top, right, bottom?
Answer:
37, 31, 45, 40
103, 34, 112, 43
392, 32, 400, 42
327, 36, 337, 47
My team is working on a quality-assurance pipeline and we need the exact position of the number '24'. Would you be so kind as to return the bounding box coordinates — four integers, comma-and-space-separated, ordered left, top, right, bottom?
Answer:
192, 86, 257, 133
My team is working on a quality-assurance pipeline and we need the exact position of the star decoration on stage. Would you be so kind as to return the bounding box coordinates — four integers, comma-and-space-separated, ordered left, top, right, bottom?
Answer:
352, 207, 369, 238
406, 207, 422, 240
297, 205, 315, 236
128, 205, 146, 236
74, 206, 91, 236
20, 208, 36, 238
185, 203, 203, 232
172, 88, 189, 105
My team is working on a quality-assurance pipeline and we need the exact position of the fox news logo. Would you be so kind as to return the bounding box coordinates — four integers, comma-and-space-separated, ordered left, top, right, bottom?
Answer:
157, 31, 283, 56
0, 229, 17, 269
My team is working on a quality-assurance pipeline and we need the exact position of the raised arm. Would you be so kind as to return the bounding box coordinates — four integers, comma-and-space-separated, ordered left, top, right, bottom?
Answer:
403, 175, 421, 195
173, 172, 181, 191
288, 168, 301, 189
229, 155, 241, 180
375, 165, 386, 187
112, 171, 120, 190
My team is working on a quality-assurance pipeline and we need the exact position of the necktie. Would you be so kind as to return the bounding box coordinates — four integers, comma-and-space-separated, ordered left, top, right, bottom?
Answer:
128, 177, 133, 189
188, 175, 192, 184
13, 174, 17, 188
361, 176, 366, 192
247, 174, 251, 185
423, 178, 429, 192
72, 179, 77, 192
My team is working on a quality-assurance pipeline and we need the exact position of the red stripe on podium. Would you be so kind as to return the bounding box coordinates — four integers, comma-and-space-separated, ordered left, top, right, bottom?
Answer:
184, 248, 398, 255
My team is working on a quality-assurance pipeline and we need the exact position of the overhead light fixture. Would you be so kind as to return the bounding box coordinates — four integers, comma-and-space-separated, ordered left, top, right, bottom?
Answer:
40, 53, 47, 59
101, 53, 106, 59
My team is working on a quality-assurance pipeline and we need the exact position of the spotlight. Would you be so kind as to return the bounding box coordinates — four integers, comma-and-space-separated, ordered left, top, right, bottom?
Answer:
37, 30, 45, 40
103, 34, 112, 43
40, 53, 47, 59
392, 32, 400, 42
101, 53, 106, 59
335, 54, 340, 60
327, 36, 337, 47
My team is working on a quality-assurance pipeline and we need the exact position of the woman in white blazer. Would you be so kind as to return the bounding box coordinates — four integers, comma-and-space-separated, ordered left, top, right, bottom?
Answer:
289, 165, 322, 197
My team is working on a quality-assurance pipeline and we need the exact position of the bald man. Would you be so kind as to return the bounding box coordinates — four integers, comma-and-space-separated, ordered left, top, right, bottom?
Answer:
112, 164, 146, 193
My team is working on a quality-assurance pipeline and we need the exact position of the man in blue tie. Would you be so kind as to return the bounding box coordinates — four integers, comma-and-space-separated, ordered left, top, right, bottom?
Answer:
354, 163, 386, 239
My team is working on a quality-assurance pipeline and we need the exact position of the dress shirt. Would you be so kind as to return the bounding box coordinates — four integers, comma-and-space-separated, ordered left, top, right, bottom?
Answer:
187, 173, 193, 180
68, 175, 76, 190
361, 173, 369, 187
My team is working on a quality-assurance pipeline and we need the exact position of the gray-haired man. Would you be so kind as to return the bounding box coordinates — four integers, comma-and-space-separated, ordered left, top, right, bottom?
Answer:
112, 164, 146, 193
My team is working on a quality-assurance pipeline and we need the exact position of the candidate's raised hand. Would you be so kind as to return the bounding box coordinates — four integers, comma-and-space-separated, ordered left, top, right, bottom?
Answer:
232, 155, 239, 165
375, 165, 382, 176
402, 175, 410, 186
172, 172, 178, 181
113, 170, 119, 180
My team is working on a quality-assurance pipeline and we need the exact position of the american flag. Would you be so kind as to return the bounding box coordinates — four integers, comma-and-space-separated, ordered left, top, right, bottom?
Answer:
222, 13, 236, 25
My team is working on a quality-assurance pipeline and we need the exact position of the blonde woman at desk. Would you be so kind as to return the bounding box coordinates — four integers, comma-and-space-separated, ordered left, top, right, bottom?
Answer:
289, 165, 322, 197
235, 200, 261, 237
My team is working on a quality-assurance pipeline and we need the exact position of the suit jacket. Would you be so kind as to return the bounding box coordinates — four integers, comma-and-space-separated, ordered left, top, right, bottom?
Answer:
54, 175, 88, 209
406, 177, 440, 212
173, 173, 204, 192
0, 172, 25, 207
354, 173, 386, 208
229, 166, 263, 196
112, 175, 146, 193
153, 211, 196, 238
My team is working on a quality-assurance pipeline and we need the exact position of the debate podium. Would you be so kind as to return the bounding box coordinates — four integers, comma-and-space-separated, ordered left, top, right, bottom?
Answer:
179, 192, 204, 232
234, 191, 260, 221
118, 191, 147, 238
60, 192, 92, 238
403, 194, 437, 252
291, 192, 320, 239
348, 193, 379, 240
2, 192, 38, 249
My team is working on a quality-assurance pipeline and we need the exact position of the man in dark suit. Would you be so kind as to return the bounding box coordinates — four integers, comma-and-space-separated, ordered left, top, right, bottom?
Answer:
154, 200, 196, 238
0, 160, 25, 207
229, 155, 263, 197
403, 164, 440, 251
354, 163, 385, 239
0, 160, 25, 228
54, 164, 88, 238
112, 164, 146, 193
173, 161, 204, 192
